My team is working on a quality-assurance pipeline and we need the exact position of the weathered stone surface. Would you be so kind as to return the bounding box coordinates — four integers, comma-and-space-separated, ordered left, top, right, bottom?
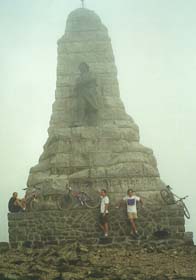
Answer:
0, 242, 9, 253
26, 8, 162, 200
8, 203, 189, 247
0, 242, 196, 280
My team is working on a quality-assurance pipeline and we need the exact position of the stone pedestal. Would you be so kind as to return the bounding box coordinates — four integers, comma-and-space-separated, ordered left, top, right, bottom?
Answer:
8, 203, 187, 248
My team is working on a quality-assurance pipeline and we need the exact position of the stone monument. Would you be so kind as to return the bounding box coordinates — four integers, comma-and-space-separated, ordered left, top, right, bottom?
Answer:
8, 7, 188, 247
26, 8, 162, 203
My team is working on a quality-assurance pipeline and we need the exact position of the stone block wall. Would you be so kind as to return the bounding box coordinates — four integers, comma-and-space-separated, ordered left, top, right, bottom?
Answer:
8, 203, 187, 248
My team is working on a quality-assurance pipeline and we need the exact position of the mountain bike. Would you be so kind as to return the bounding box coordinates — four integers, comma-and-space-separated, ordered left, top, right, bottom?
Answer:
160, 185, 190, 219
24, 185, 100, 210
58, 186, 100, 209
24, 187, 61, 211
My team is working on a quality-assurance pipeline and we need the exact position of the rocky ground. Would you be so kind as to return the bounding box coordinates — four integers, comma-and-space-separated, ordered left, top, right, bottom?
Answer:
0, 241, 196, 280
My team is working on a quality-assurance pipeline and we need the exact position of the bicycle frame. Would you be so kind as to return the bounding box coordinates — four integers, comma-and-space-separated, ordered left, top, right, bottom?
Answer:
160, 185, 190, 219
166, 185, 188, 202
60, 186, 100, 209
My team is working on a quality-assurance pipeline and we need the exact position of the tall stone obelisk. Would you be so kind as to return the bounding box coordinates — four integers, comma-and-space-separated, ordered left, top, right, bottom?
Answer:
27, 8, 164, 202
8, 7, 188, 247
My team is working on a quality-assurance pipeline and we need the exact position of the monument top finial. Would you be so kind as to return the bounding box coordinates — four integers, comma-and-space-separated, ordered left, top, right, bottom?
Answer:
81, 0, 85, 8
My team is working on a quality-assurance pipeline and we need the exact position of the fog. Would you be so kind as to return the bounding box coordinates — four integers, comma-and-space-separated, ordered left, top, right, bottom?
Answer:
0, 0, 195, 242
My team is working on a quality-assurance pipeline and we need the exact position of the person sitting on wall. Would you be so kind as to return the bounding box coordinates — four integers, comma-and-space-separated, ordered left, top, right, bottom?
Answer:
117, 189, 144, 238
8, 192, 25, 213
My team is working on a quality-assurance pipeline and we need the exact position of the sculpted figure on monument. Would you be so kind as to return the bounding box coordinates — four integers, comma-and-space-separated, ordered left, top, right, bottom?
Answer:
74, 62, 98, 126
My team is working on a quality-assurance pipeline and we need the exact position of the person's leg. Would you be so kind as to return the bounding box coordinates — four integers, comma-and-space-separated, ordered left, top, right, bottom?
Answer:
99, 223, 105, 232
12, 205, 22, 213
15, 199, 24, 211
104, 222, 109, 236
99, 214, 105, 234
99, 214, 109, 236
129, 218, 137, 234
75, 96, 86, 126
20, 198, 26, 209
103, 214, 109, 236
128, 213, 138, 234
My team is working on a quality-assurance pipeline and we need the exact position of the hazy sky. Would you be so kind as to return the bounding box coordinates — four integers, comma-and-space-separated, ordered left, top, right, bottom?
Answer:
0, 0, 196, 242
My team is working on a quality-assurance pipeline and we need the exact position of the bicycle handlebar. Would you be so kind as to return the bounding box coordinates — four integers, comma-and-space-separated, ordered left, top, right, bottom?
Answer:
166, 185, 172, 190
181, 195, 189, 200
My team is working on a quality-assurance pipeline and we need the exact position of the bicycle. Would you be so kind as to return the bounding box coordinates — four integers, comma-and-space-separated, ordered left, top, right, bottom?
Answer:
160, 185, 190, 219
57, 186, 100, 209
24, 185, 100, 210
24, 187, 63, 211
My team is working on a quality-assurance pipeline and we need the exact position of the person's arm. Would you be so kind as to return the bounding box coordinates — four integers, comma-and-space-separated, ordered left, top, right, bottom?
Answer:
15, 198, 24, 209
104, 203, 109, 215
103, 197, 109, 215
139, 197, 144, 207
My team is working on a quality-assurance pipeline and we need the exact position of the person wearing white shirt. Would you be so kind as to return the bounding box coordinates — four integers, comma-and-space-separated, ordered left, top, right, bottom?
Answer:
120, 189, 143, 237
99, 189, 109, 237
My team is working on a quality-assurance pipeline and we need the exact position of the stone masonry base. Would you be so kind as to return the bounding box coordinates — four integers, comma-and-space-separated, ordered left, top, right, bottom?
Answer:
7, 203, 188, 248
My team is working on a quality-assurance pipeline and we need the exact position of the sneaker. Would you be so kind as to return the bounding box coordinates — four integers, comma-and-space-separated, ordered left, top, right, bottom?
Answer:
104, 233, 108, 237
130, 232, 139, 239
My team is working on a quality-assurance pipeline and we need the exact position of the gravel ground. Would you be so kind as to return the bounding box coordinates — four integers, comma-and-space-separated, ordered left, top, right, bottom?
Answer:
0, 242, 196, 280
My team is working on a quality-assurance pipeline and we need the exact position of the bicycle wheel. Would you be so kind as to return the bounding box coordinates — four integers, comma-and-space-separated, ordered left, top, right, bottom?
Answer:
160, 189, 174, 204
81, 192, 100, 209
58, 195, 73, 209
183, 204, 190, 219
178, 200, 190, 219
28, 197, 40, 211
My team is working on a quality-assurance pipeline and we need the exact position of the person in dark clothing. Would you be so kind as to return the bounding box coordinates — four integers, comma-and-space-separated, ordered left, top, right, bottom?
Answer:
8, 192, 24, 213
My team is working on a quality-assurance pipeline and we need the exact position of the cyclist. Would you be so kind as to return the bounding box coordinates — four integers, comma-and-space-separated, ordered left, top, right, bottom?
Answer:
118, 189, 143, 237
99, 189, 109, 237
8, 192, 25, 213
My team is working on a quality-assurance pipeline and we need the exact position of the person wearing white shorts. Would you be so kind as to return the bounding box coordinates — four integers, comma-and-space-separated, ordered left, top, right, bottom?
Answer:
122, 189, 143, 237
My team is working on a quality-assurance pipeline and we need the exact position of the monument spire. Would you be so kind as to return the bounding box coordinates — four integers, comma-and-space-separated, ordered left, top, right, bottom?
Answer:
81, 0, 85, 8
